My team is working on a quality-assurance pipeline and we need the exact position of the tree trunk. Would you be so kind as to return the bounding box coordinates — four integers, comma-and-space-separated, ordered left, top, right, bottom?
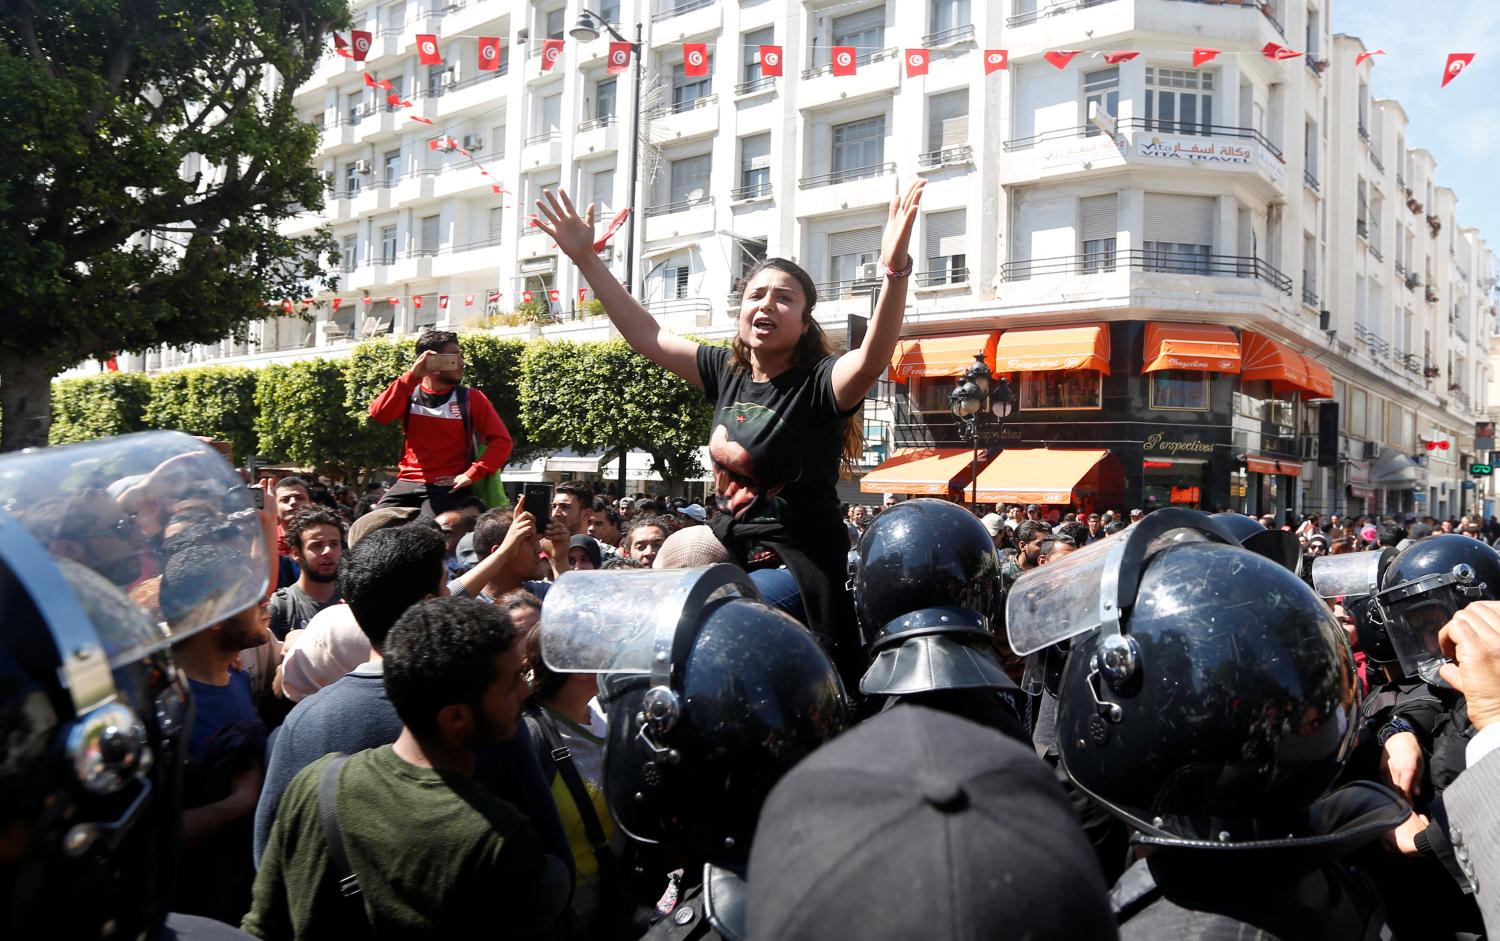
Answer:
0, 349, 56, 452
616, 442, 628, 499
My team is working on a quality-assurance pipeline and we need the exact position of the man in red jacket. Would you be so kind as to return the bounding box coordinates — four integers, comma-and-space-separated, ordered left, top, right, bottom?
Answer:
369, 329, 513, 515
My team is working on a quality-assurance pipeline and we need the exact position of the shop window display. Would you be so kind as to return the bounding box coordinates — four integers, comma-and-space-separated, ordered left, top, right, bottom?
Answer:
1019, 371, 1102, 410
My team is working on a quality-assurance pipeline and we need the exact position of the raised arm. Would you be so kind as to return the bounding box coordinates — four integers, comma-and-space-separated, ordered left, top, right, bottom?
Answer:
830, 180, 925, 413
532, 189, 702, 386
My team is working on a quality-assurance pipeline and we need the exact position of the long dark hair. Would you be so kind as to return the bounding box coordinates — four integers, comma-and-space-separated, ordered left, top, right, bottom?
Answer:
730, 258, 864, 471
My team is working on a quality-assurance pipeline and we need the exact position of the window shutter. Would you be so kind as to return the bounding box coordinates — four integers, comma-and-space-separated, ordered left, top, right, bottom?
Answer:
1144, 194, 1214, 246
829, 227, 882, 256
1080, 194, 1117, 243
742, 133, 771, 170
928, 91, 969, 150
926, 211, 966, 257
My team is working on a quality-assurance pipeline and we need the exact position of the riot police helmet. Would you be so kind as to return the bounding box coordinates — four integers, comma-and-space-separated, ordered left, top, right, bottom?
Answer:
1006, 509, 1366, 847
1210, 511, 1301, 573
541, 564, 847, 862
0, 432, 268, 938
1311, 548, 1399, 664
1372, 533, 1500, 684
853, 497, 1011, 697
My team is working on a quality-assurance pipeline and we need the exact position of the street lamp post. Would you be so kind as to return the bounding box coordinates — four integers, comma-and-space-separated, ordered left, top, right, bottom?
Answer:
949, 353, 1015, 512
570, 10, 644, 298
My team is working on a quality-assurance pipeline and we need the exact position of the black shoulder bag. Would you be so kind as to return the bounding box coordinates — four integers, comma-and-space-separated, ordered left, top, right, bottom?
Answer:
316, 753, 365, 914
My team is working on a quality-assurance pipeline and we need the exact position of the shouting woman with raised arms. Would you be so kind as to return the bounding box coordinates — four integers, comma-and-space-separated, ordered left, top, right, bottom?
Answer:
532, 180, 924, 683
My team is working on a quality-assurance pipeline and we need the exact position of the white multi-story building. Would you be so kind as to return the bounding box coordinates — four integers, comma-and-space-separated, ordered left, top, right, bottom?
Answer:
104, 0, 1494, 516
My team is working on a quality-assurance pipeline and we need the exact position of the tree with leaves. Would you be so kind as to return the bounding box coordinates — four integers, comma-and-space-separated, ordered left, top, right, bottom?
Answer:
519, 339, 714, 494
0, 1, 348, 450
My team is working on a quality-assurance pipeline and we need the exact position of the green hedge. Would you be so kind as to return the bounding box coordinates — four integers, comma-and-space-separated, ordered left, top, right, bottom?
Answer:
254, 359, 363, 471
50, 373, 152, 444
144, 366, 260, 463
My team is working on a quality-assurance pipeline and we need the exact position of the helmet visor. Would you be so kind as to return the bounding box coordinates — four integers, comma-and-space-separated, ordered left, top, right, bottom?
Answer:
540, 564, 758, 675
0, 431, 268, 666
1311, 549, 1393, 600
1381, 588, 1462, 683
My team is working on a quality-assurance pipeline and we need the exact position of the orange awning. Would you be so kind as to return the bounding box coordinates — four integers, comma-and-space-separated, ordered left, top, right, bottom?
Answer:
859, 448, 986, 496
1142, 323, 1241, 374
993, 324, 1112, 375
1246, 455, 1280, 475
1240, 331, 1311, 393
1300, 358, 1334, 399
890, 332, 1000, 383
971, 448, 1108, 505
1278, 460, 1303, 477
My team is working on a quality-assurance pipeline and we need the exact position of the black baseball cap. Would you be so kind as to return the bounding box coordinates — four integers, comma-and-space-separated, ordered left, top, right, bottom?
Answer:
747, 705, 1117, 940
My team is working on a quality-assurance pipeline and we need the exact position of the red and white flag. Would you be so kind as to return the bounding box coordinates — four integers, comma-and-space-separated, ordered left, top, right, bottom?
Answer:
831, 46, 857, 76
465, 294, 477, 306
332, 298, 343, 311
547, 289, 561, 303
410, 116, 434, 124
1261, 42, 1300, 61
683, 43, 709, 77
540, 38, 564, 72
905, 49, 929, 77
1043, 50, 1082, 69
362, 72, 392, 90
386, 296, 400, 306
1103, 51, 1139, 64
478, 37, 502, 71
593, 207, 631, 253
105, 357, 119, 372
387, 93, 413, 108
439, 295, 449, 310
333, 32, 348, 49
281, 300, 294, 313
487, 291, 501, 305
1442, 52, 1475, 88
416, 34, 442, 66
362, 296, 373, 306
491, 183, 504, 194
1355, 48, 1386, 67
983, 49, 1008, 74
1192, 47, 1220, 67
351, 30, 372, 61
522, 290, 534, 303
413, 295, 424, 309
578, 288, 588, 303
607, 41, 632, 74
759, 45, 783, 76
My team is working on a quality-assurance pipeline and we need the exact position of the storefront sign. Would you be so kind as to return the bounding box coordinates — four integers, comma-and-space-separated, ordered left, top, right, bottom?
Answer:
1143, 432, 1215, 455
1347, 459, 1371, 486
1039, 134, 1127, 172
1134, 133, 1252, 167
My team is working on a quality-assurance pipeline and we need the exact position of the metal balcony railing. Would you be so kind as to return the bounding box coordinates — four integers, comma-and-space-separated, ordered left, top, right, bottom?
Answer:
1000, 249, 1294, 293
799, 162, 897, 188
1002, 118, 1283, 161
1369, 245, 1383, 262
1356, 220, 1369, 239
734, 76, 776, 96
650, 0, 713, 23
1304, 169, 1319, 192
1359, 124, 1370, 143
917, 268, 970, 288
922, 24, 976, 46
643, 297, 713, 319
449, 67, 507, 92
1162, 0, 1285, 35
730, 181, 772, 200
801, 47, 897, 79
917, 145, 974, 169
1302, 284, 1318, 307
815, 277, 883, 299
643, 194, 712, 218
1007, 0, 1117, 28
525, 130, 559, 146
654, 93, 717, 116
1371, 151, 1384, 173
578, 115, 616, 132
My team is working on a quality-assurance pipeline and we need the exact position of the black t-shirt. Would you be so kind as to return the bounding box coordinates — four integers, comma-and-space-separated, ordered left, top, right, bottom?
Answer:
267, 584, 341, 640
696, 346, 857, 526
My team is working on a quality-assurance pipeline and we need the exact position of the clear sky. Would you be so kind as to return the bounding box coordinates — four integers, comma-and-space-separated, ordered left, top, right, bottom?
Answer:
1334, 1, 1498, 251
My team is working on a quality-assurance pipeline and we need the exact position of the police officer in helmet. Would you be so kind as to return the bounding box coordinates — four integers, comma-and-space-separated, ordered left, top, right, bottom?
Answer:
1008, 509, 1409, 939
0, 432, 270, 939
539, 564, 847, 941
852, 497, 1025, 740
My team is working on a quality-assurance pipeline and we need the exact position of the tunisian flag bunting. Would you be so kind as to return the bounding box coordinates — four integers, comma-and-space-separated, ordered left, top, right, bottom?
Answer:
593, 207, 631, 253
410, 116, 434, 124
547, 290, 561, 303
831, 46, 857, 76
105, 357, 119, 372
540, 38, 564, 72
439, 295, 449, 309
362, 296, 372, 306
331, 298, 343, 311
1043, 50, 1082, 69
1261, 42, 1301, 61
984, 49, 1009, 73
416, 34, 442, 65
1355, 49, 1386, 66
386, 296, 400, 306
1442, 52, 1475, 88
1192, 47, 1221, 67
683, 44, 709, 77
465, 294, 476, 306
478, 37, 502, 70
522, 290, 534, 303
1103, 51, 1139, 64
607, 41, 632, 74
362, 72, 392, 90
759, 45, 784, 76
904, 49, 929, 77
578, 288, 588, 303
351, 30, 372, 61
413, 296, 424, 309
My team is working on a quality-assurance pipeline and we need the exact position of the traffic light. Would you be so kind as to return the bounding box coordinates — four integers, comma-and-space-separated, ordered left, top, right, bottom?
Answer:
1471, 463, 1493, 477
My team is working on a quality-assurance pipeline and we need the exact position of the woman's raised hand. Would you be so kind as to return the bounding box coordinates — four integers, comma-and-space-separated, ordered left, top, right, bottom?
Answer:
532, 189, 596, 260
879, 179, 926, 271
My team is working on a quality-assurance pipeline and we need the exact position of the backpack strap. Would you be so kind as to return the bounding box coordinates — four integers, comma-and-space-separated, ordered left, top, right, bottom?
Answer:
316, 753, 363, 906
456, 385, 476, 465
530, 708, 617, 879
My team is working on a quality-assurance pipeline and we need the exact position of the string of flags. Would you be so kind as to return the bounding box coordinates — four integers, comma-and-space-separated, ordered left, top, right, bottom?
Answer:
266, 287, 591, 315
330, 28, 1476, 87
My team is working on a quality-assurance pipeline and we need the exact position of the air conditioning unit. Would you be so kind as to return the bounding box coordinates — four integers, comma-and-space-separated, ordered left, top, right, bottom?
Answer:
441, 68, 456, 85
1363, 441, 1383, 461
1298, 435, 1318, 460
354, 159, 372, 175
855, 261, 881, 281
463, 134, 484, 151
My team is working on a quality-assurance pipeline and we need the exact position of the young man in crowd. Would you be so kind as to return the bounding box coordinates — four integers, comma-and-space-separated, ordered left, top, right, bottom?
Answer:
368, 328, 513, 516
267, 507, 345, 641
545, 480, 593, 549
623, 515, 671, 569
268, 476, 312, 588
244, 596, 559, 939
586, 497, 623, 556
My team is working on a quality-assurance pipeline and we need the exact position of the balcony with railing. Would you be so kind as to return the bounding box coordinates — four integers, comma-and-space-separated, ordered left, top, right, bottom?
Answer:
643, 195, 712, 218
1007, 0, 1118, 28
1356, 219, 1368, 239
1001, 118, 1285, 190
650, 0, 713, 23
734, 76, 776, 97
1000, 249, 1293, 293
917, 145, 974, 171
1369, 244, 1383, 262
730, 181, 773, 202
1370, 151, 1384, 173
650, 93, 719, 139
1304, 168, 1319, 193
917, 267, 970, 288
800, 162, 897, 189
800, 48, 899, 107
1301, 282, 1318, 308
922, 24, 976, 46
